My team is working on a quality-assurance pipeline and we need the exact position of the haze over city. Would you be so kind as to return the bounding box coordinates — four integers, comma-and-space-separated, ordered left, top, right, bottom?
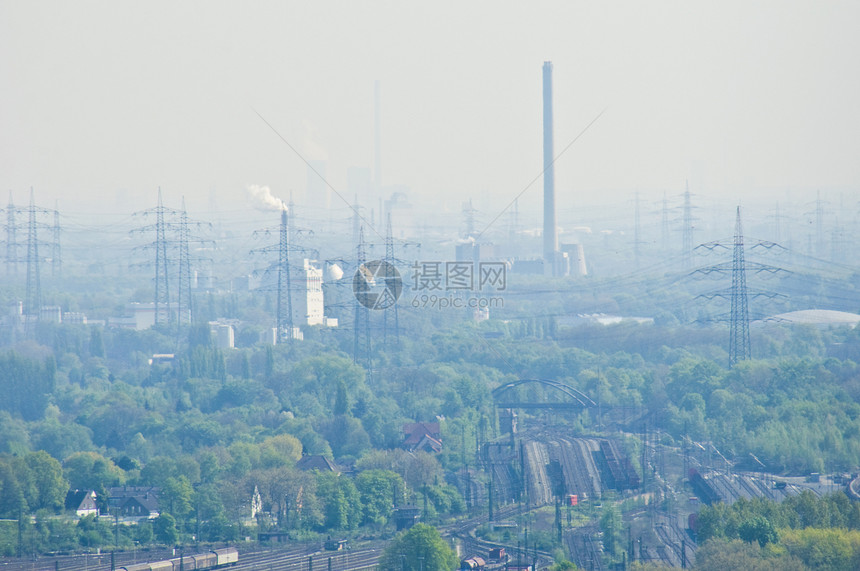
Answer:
4, 3, 860, 570
2, 1, 858, 225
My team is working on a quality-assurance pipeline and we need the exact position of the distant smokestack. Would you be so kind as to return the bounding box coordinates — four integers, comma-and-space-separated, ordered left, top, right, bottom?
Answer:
542, 61, 558, 271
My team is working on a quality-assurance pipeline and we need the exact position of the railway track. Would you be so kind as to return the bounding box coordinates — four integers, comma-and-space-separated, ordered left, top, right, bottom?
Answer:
564, 524, 604, 571
0, 543, 384, 571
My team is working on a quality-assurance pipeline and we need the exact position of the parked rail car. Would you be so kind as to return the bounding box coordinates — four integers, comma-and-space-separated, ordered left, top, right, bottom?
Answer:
149, 560, 173, 571
460, 556, 486, 570
119, 548, 238, 571
213, 548, 239, 566
193, 552, 216, 570
170, 555, 198, 571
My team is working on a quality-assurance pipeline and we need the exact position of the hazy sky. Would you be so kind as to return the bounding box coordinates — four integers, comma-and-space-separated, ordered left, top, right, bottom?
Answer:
1, 1, 858, 222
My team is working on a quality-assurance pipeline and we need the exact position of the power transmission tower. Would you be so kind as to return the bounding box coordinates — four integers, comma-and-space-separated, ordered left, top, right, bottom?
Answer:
24, 190, 42, 330
52, 201, 61, 278
21, 189, 57, 335
382, 215, 399, 344
132, 189, 208, 327
154, 190, 171, 324
693, 206, 788, 367
681, 182, 694, 269
3, 192, 18, 276
177, 197, 192, 325
251, 207, 315, 342
377, 212, 418, 346
353, 226, 371, 369
729, 208, 750, 366
277, 209, 294, 339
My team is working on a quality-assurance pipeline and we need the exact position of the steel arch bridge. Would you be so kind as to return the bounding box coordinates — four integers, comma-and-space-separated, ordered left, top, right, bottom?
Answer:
492, 379, 597, 410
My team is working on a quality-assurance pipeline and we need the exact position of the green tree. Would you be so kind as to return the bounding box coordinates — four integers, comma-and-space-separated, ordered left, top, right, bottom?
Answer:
316, 472, 362, 530
695, 538, 806, 571
378, 523, 458, 571
599, 503, 623, 557
356, 469, 406, 526
738, 516, 779, 547
63, 451, 125, 492
24, 451, 68, 512
0, 458, 28, 518
320, 415, 371, 460
153, 513, 178, 545
161, 476, 194, 520
89, 328, 105, 359
259, 434, 303, 468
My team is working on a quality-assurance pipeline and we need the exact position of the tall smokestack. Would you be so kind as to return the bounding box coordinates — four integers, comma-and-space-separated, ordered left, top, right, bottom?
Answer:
542, 61, 558, 273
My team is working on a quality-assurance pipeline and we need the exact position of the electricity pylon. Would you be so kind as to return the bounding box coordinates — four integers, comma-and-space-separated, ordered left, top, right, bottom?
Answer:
729, 209, 751, 365
694, 206, 787, 367
133, 189, 210, 326
681, 182, 695, 270
353, 226, 371, 367
251, 208, 315, 342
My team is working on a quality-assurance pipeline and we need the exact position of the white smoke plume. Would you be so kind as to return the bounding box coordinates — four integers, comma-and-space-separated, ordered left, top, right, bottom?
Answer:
247, 184, 287, 211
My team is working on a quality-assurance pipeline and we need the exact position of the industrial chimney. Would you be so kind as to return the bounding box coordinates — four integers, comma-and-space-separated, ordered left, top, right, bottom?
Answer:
542, 61, 559, 275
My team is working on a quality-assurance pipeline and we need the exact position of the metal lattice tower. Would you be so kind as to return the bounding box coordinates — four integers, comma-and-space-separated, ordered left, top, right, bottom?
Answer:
276, 209, 294, 340
177, 197, 192, 325
5, 192, 18, 275
24, 189, 41, 327
154, 189, 171, 324
694, 206, 787, 367
729, 207, 751, 366
52, 201, 61, 278
682, 182, 694, 269
132, 190, 211, 330
382, 213, 400, 344
353, 226, 371, 367
251, 205, 314, 342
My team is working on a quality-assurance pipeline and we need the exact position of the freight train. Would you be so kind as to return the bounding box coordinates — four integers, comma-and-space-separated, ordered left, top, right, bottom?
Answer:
119, 547, 239, 571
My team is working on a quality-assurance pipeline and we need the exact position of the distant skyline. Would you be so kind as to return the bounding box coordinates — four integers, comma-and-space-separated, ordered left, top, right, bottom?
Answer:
2, 1, 858, 228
